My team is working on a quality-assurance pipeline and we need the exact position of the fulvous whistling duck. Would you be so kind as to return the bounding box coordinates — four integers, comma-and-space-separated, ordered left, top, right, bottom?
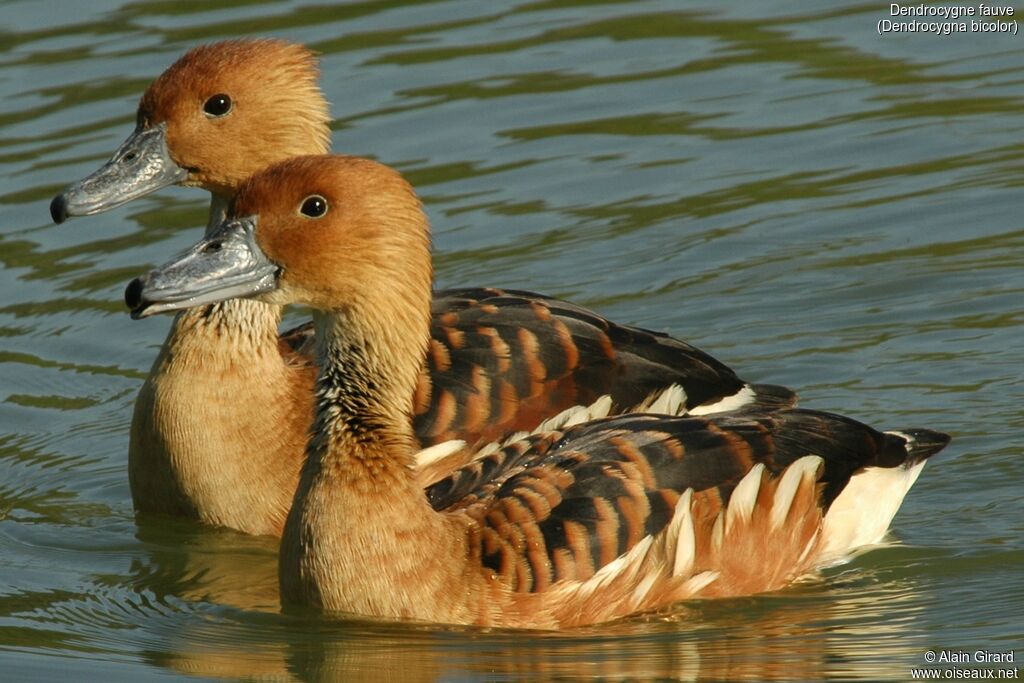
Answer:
51, 40, 795, 537
125, 155, 948, 628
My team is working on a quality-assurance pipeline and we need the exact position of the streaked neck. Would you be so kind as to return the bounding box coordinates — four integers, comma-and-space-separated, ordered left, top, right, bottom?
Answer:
308, 309, 418, 469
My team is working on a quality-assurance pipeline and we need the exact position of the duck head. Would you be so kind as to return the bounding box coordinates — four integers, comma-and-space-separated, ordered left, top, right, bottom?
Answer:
51, 39, 330, 222
125, 154, 432, 336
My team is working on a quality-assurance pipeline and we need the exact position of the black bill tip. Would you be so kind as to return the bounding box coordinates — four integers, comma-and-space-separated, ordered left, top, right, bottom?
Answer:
50, 194, 69, 224
125, 277, 147, 319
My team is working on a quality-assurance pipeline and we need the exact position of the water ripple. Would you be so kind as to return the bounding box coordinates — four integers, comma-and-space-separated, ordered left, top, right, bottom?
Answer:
0, 0, 1020, 680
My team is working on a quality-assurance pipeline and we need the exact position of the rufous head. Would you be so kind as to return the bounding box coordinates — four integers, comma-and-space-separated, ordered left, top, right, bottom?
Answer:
141, 39, 331, 195
52, 39, 331, 222
239, 155, 432, 315
126, 154, 432, 325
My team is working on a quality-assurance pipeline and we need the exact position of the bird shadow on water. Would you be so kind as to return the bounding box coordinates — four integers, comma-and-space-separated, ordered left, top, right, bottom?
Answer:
122, 514, 933, 682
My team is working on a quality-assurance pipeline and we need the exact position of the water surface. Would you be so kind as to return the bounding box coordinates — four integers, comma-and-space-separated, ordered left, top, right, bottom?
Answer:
0, 1, 1021, 680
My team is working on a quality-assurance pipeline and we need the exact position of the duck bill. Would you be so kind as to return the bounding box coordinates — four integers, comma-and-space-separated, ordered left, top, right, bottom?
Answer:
50, 122, 188, 223
125, 216, 279, 319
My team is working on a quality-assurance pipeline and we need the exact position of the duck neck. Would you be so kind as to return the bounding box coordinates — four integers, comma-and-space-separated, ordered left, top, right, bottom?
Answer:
308, 306, 422, 469
280, 298, 453, 615
128, 195, 304, 534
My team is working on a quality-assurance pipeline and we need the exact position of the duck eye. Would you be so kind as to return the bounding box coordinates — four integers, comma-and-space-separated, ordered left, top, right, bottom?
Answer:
300, 195, 328, 218
203, 94, 232, 117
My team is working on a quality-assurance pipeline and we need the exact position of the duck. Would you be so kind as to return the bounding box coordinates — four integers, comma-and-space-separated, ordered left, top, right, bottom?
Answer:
125, 155, 949, 628
50, 39, 795, 537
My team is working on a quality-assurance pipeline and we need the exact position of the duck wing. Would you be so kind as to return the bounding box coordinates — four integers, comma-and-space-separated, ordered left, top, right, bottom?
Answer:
429, 409, 947, 593
413, 287, 795, 446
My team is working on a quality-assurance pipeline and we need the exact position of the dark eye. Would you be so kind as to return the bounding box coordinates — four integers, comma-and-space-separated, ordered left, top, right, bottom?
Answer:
203, 94, 232, 117
300, 195, 328, 218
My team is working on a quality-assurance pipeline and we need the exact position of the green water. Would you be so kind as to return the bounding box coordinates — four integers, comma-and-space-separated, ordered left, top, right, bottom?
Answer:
0, 1, 1021, 680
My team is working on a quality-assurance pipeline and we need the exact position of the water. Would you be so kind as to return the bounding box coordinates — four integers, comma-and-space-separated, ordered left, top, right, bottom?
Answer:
1, 1, 1021, 680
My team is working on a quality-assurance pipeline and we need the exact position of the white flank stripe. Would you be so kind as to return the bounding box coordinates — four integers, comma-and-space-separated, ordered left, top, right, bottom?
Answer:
534, 395, 614, 433
414, 439, 467, 468
644, 385, 687, 415
580, 535, 654, 597
632, 573, 659, 606
726, 463, 765, 533
680, 570, 719, 596
769, 456, 823, 530
688, 385, 755, 415
672, 489, 696, 577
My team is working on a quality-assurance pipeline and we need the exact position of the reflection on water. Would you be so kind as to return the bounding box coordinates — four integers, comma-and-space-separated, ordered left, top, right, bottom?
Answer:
128, 518, 281, 613
139, 558, 939, 681
1, 0, 1022, 680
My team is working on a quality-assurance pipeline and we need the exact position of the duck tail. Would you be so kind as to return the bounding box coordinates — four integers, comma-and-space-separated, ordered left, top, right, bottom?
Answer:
886, 428, 951, 465
820, 427, 950, 562
748, 382, 799, 410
